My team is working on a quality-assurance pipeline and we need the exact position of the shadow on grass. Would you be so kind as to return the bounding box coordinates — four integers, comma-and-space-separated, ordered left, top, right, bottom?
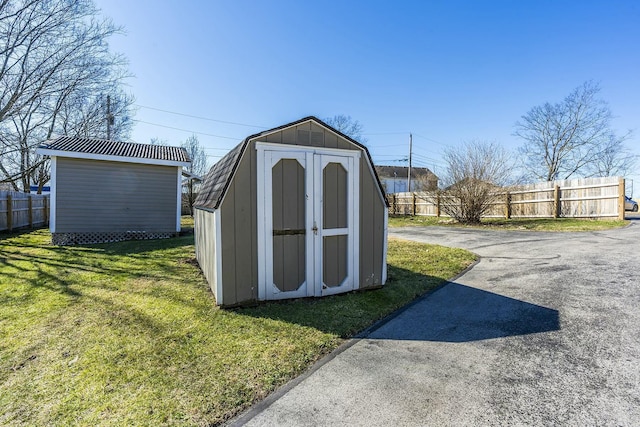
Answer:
0, 232, 208, 352
0, 226, 48, 240
367, 282, 559, 342
0, 233, 198, 302
239, 267, 559, 342
0, 231, 193, 254
238, 265, 452, 338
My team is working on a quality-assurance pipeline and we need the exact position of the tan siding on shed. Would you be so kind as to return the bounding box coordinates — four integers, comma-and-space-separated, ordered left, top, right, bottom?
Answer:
219, 147, 258, 305
324, 131, 339, 149
55, 158, 177, 233
212, 119, 387, 305
359, 155, 385, 288
258, 123, 354, 150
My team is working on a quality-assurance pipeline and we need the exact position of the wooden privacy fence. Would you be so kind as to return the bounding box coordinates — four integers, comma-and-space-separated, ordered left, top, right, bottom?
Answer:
388, 176, 626, 220
0, 191, 49, 232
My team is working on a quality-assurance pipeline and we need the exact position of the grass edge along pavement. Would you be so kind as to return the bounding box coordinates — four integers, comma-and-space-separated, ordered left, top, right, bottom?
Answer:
388, 214, 628, 231
0, 225, 475, 426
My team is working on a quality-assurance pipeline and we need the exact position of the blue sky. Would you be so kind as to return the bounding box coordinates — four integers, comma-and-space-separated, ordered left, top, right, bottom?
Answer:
97, 0, 640, 194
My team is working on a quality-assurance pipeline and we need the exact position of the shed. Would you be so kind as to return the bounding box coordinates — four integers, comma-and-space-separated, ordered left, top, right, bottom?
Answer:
37, 136, 191, 245
194, 116, 388, 307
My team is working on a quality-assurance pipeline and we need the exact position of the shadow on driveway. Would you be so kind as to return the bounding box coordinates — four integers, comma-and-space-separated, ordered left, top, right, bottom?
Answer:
368, 283, 560, 342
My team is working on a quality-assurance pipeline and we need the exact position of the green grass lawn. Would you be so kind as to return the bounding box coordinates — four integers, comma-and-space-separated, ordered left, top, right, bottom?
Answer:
388, 214, 628, 231
0, 225, 475, 426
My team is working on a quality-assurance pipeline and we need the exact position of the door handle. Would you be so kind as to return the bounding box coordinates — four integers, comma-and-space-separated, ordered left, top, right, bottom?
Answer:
312, 221, 318, 235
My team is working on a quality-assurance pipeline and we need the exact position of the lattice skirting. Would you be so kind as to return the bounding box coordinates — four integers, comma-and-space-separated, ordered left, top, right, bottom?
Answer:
52, 231, 177, 245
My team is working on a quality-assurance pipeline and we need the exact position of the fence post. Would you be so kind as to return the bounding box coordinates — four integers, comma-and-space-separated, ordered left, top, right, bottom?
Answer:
6, 194, 12, 231
553, 185, 560, 218
392, 194, 397, 215
436, 193, 441, 217
412, 193, 416, 216
28, 196, 33, 228
505, 191, 511, 219
619, 178, 625, 220
44, 196, 49, 226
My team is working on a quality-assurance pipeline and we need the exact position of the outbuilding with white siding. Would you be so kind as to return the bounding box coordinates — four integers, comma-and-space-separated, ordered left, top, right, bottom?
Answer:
194, 117, 388, 307
37, 137, 191, 245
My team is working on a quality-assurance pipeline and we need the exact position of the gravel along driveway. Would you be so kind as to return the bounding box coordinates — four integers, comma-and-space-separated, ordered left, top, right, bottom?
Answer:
236, 222, 640, 426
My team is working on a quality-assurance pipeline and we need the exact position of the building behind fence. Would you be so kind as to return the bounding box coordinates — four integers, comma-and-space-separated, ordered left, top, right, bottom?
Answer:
388, 176, 626, 220
0, 191, 49, 232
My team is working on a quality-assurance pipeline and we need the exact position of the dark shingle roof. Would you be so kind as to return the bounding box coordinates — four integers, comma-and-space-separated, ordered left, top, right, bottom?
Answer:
193, 142, 244, 210
39, 136, 190, 163
194, 116, 389, 210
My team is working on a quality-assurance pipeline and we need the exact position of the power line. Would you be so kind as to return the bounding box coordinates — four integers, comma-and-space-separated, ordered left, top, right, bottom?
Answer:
203, 147, 236, 151
412, 145, 443, 155
134, 104, 268, 129
367, 143, 411, 148
412, 133, 449, 146
362, 131, 409, 136
373, 157, 408, 163
132, 120, 243, 140
412, 152, 446, 164
373, 154, 409, 158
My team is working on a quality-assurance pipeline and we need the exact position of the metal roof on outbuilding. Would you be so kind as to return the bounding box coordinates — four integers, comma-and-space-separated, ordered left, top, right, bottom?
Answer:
38, 136, 190, 163
194, 116, 388, 211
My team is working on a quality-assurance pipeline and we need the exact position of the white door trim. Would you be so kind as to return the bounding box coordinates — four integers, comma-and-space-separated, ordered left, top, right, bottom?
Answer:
256, 142, 360, 301
257, 148, 311, 301
315, 154, 359, 297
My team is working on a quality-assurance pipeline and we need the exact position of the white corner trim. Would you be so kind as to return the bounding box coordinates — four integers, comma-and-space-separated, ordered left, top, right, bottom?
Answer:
256, 144, 266, 301
352, 156, 360, 290
176, 167, 182, 232
382, 208, 388, 284
214, 208, 223, 304
50, 157, 57, 233
36, 148, 191, 168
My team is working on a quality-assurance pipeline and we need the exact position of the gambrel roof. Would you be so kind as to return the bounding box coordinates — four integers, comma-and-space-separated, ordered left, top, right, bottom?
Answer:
37, 136, 191, 167
194, 142, 244, 210
194, 116, 387, 211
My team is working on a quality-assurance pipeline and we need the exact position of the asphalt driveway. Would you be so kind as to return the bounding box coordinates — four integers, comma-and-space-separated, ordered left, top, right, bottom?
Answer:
234, 221, 640, 426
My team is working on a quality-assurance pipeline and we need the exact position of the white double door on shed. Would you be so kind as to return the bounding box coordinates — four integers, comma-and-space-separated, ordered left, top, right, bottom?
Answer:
257, 142, 360, 301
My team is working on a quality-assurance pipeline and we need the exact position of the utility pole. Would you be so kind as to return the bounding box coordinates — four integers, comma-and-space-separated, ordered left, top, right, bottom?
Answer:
407, 133, 412, 192
106, 95, 114, 140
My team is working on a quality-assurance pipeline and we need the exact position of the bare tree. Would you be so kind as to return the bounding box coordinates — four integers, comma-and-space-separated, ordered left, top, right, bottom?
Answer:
584, 134, 637, 177
181, 135, 207, 216
437, 140, 514, 224
515, 81, 631, 181
55, 90, 134, 141
412, 170, 438, 191
0, 0, 133, 191
324, 114, 368, 144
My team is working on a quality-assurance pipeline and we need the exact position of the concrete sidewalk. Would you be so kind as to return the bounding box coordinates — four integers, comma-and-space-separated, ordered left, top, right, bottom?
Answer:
231, 222, 640, 426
